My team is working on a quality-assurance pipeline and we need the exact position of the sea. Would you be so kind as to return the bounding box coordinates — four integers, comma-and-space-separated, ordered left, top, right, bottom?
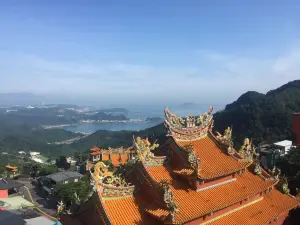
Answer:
63, 104, 225, 133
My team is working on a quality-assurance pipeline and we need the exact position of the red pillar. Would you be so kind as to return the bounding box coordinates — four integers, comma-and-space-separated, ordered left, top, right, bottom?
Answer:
292, 113, 300, 146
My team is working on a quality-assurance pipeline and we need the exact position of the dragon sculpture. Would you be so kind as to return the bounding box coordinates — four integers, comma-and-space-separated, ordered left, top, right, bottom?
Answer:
91, 161, 128, 187
239, 138, 257, 162
135, 136, 159, 161
216, 127, 233, 145
159, 180, 179, 222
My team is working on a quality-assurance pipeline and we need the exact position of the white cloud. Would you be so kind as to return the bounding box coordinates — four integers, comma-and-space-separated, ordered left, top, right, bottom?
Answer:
0, 45, 299, 105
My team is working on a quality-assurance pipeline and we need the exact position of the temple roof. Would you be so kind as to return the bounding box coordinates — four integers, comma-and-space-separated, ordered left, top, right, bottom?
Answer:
88, 108, 299, 225
206, 189, 299, 225
173, 134, 251, 179
101, 194, 161, 225
90, 146, 101, 152
102, 154, 129, 167
144, 165, 280, 224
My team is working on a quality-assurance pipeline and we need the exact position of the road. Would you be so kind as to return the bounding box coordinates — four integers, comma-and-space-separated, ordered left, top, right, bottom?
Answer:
17, 178, 57, 217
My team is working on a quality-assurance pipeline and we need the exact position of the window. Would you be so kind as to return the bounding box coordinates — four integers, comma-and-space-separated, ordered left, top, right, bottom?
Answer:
74, 178, 78, 182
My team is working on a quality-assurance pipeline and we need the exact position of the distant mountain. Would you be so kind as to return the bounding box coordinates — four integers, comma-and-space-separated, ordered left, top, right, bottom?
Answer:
98, 108, 128, 114
214, 80, 300, 145
87, 112, 128, 121
0, 92, 46, 106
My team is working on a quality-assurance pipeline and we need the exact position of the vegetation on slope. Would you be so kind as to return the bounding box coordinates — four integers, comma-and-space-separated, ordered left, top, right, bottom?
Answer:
214, 80, 300, 145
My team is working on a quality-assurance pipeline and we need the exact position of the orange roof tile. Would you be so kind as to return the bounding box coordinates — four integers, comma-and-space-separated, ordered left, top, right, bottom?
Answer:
102, 194, 162, 225
174, 135, 250, 179
90, 151, 101, 155
90, 146, 101, 152
145, 165, 278, 224
102, 155, 109, 161
206, 189, 299, 225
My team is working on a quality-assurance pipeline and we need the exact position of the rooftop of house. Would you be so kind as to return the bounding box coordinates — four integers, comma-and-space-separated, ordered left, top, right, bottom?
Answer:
0, 210, 26, 225
273, 140, 293, 147
46, 171, 83, 183
0, 196, 35, 210
0, 178, 23, 190
25, 216, 56, 225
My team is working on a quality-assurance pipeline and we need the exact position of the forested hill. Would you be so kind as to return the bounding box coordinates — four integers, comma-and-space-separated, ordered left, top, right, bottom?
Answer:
213, 80, 300, 145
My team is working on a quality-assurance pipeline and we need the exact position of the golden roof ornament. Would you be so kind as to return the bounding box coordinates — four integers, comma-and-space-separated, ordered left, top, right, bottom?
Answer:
277, 176, 290, 195
159, 180, 179, 222
134, 136, 163, 165
269, 166, 281, 180
216, 126, 233, 147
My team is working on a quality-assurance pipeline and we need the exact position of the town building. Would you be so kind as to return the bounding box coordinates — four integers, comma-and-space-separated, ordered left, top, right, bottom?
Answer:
292, 113, 300, 146
0, 209, 59, 225
273, 140, 294, 156
0, 178, 23, 198
38, 171, 84, 196
60, 107, 299, 225
87, 145, 136, 167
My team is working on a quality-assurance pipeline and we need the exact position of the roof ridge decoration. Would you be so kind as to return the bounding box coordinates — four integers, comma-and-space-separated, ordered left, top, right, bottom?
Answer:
101, 146, 134, 154
184, 144, 201, 176
164, 106, 214, 141
90, 161, 135, 198
215, 127, 236, 155
238, 138, 256, 163
158, 179, 179, 222
276, 176, 290, 195
133, 136, 166, 166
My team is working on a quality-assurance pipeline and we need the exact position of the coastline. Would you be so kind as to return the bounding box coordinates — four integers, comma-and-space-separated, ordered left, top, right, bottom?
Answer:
41, 118, 147, 129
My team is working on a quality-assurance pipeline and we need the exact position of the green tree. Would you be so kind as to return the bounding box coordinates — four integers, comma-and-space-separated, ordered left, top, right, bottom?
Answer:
39, 165, 57, 176
54, 176, 93, 206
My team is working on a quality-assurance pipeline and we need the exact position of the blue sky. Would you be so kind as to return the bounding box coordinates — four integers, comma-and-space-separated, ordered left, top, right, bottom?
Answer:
0, 0, 300, 106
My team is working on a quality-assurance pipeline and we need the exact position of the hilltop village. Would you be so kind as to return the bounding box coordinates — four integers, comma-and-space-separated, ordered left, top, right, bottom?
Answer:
56, 107, 299, 225
1, 106, 300, 225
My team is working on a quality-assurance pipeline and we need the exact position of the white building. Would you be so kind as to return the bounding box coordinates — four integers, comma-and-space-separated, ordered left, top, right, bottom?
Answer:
273, 140, 295, 156
66, 157, 77, 165
29, 152, 40, 156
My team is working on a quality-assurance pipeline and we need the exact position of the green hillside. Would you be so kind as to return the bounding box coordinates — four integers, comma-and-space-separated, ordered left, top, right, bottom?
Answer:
213, 80, 300, 145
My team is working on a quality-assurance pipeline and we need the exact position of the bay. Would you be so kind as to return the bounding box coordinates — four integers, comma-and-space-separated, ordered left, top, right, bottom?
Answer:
64, 120, 162, 133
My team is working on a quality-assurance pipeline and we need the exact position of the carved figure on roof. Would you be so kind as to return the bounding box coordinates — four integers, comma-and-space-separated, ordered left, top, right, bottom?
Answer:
254, 162, 262, 175
93, 162, 113, 182
159, 180, 179, 222
165, 108, 185, 128
216, 127, 233, 146
239, 138, 256, 161
197, 115, 204, 125
269, 166, 281, 180
186, 116, 196, 127
278, 176, 290, 195
188, 151, 200, 174
227, 145, 235, 155
57, 200, 65, 214
135, 136, 160, 162
208, 106, 213, 115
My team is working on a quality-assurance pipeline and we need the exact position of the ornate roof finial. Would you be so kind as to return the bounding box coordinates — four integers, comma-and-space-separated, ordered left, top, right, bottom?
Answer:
239, 138, 255, 162
216, 126, 233, 147
277, 176, 290, 195
269, 166, 281, 180
159, 180, 179, 222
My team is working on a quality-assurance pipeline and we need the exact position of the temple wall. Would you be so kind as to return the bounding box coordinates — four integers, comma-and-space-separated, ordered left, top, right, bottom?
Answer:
183, 192, 264, 225
292, 113, 300, 146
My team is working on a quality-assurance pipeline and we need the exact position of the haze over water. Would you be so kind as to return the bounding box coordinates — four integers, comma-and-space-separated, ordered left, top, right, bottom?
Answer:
64, 104, 225, 133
